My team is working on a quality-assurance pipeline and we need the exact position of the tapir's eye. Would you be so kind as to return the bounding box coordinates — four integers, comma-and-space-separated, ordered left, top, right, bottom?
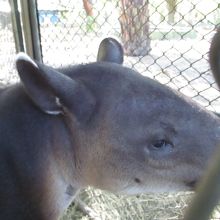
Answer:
152, 139, 173, 150
147, 139, 175, 163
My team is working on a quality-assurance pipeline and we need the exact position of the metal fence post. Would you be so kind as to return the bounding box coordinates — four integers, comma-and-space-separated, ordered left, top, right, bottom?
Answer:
20, 0, 42, 61
183, 146, 220, 220
9, 0, 24, 53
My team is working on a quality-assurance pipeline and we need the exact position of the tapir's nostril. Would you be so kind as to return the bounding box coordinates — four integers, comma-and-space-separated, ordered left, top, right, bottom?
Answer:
134, 178, 141, 184
185, 180, 197, 189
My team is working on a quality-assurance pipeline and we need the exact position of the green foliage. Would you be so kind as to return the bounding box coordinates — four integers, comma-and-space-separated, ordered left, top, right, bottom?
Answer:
86, 16, 96, 33
150, 29, 197, 40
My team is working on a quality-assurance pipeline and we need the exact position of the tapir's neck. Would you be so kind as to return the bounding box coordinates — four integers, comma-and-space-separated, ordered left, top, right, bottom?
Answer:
0, 84, 81, 218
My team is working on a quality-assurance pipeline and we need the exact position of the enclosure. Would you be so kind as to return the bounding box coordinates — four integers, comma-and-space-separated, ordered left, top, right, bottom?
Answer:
1, 0, 220, 219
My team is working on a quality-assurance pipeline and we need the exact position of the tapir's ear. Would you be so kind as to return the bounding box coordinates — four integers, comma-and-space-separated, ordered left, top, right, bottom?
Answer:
16, 53, 96, 122
210, 28, 220, 88
97, 37, 124, 64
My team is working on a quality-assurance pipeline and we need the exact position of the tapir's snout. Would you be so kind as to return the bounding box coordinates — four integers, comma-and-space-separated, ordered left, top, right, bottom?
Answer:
185, 180, 197, 190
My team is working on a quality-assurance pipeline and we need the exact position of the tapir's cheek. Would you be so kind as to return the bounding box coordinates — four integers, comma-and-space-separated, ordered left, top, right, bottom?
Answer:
143, 145, 179, 169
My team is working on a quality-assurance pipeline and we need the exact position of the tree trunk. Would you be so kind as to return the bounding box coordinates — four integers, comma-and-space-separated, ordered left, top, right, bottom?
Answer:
82, 0, 93, 16
165, 0, 177, 24
119, 0, 150, 56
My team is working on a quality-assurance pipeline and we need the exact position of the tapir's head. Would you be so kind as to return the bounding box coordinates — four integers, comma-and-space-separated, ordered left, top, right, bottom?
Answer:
15, 36, 220, 194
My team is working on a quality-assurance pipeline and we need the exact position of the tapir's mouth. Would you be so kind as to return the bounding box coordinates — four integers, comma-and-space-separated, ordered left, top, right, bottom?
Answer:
184, 180, 197, 190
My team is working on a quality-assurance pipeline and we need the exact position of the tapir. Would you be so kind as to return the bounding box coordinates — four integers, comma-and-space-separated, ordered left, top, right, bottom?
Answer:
0, 32, 220, 220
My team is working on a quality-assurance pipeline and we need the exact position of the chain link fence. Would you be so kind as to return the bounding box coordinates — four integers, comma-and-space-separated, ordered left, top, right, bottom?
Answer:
0, 0, 17, 85
38, 0, 220, 113
0, 0, 220, 219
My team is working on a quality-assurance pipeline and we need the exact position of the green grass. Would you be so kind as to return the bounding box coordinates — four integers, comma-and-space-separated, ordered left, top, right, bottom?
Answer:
150, 30, 197, 40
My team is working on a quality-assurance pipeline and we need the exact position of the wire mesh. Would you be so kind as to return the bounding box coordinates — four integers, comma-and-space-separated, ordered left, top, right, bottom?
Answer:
37, 0, 220, 114
0, 0, 17, 85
